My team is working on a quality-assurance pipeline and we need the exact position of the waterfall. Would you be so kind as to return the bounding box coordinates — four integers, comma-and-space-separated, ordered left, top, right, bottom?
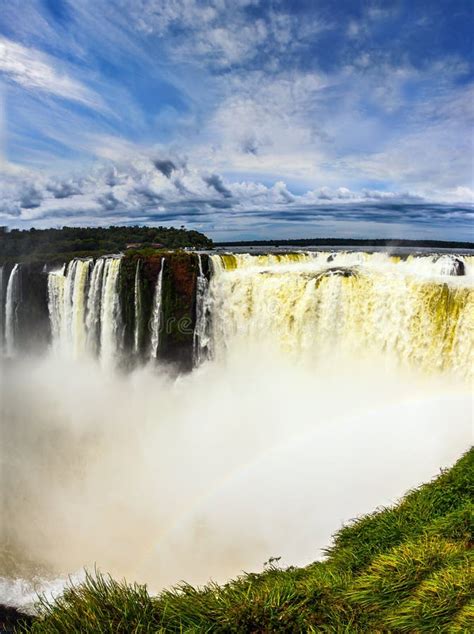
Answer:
5, 264, 20, 357
48, 265, 66, 353
48, 259, 91, 358
70, 259, 91, 358
207, 252, 474, 379
0, 265, 4, 350
99, 257, 122, 367
149, 260, 164, 360
10, 249, 474, 378
86, 258, 106, 355
133, 260, 142, 355
193, 254, 211, 366
434, 254, 465, 276
48, 256, 121, 363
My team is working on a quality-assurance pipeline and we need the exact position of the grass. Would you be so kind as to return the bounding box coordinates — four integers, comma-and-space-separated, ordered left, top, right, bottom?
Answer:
18, 448, 473, 633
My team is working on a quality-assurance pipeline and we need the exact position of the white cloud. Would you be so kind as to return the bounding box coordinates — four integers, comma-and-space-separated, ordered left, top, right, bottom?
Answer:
185, 70, 332, 184
1, 146, 472, 233
122, 0, 328, 69
0, 0, 472, 242
0, 36, 102, 109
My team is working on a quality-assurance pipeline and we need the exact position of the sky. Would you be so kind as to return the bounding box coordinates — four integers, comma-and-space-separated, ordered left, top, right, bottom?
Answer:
0, 0, 473, 240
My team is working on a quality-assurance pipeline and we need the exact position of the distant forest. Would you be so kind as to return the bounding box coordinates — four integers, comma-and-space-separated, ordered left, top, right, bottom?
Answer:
2, 227, 472, 265
217, 237, 474, 249
0, 226, 213, 264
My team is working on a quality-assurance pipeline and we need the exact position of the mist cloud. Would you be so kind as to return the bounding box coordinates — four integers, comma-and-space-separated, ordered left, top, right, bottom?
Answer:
2, 351, 471, 609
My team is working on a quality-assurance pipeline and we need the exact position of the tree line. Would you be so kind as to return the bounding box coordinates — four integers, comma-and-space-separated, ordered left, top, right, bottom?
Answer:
0, 225, 213, 264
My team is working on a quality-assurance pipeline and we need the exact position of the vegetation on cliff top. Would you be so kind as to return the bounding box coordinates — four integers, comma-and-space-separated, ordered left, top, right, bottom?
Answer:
0, 226, 213, 265
17, 448, 473, 633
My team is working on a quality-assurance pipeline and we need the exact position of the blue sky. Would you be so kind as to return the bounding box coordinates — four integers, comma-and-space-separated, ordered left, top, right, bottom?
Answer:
0, 0, 472, 240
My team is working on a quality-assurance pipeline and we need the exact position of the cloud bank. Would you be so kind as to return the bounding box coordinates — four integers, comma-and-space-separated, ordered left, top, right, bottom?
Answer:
1, 150, 472, 240
0, 0, 472, 239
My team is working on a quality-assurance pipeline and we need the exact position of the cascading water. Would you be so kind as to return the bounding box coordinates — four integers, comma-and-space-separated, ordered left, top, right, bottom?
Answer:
133, 260, 142, 355
86, 258, 106, 355
40, 250, 474, 375
193, 254, 211, 366
47, 256, 122, 363
99, 257, 122, 367
206, 252, 474, 379
48, 259, 91, 358
70, 260, 92, 358
47, 265, 66, 353
149, 260, 164, 359
5, 264, 20, 357
0, 265, 4, 350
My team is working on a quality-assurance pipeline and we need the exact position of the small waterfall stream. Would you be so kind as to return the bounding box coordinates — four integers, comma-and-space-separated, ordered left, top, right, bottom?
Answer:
0, 265, 4, 351
133, 260, 142, 355
193, 254, 211, 366
5, 264, 20, 357
149, 260, 164, 360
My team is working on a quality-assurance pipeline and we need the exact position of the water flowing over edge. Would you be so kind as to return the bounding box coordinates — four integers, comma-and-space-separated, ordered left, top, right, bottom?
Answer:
1, 250, 473, 378
149, 259, 164, 360
5, 263, 20, 356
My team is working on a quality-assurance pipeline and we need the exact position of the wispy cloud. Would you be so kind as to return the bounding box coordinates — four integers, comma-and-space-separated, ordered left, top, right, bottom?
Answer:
123, 0, 329, 70
0, 36, 103, 109
0, 0, 472, 239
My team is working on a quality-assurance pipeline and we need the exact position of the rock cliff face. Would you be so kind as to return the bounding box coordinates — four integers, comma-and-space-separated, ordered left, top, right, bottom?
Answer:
160, 252, 199, 370
119, 253, 163, 360
119, 251, 204, 369
1, 262, 50, 353
1, 251, 210, 369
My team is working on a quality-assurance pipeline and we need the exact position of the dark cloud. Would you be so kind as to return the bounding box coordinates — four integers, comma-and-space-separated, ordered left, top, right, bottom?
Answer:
318, 190, 332, 200
20, 186, 43, 209
47, 181, 82, 199
241, 136, 258, 155
134, 186, 163, 204
278, 188, 296, 203
209, 200, 233, 209
104, 168, 121, 187
97, 191, 120, 211
153, 159, 177, 178
173, 178, 190, 195
204, 174, 233, 198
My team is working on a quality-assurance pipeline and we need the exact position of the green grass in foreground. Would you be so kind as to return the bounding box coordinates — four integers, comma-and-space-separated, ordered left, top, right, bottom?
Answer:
19, 449, 473, 632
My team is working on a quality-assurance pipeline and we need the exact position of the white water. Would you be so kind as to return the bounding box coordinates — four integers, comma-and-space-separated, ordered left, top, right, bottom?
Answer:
1, 249, 473, 612
133, 260, 142, 355
193, 254, 211, 366
48, 260, 91, 358
47, 257, 122, 364
0, 265, 4, 351
4, 264, 20, 357
1, 352, 471, 612
99, 258, 122, 368
85, 258, 105, 355
41, 251, 474, 376
149, 261, 164, 360
207, 252, 474, 379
